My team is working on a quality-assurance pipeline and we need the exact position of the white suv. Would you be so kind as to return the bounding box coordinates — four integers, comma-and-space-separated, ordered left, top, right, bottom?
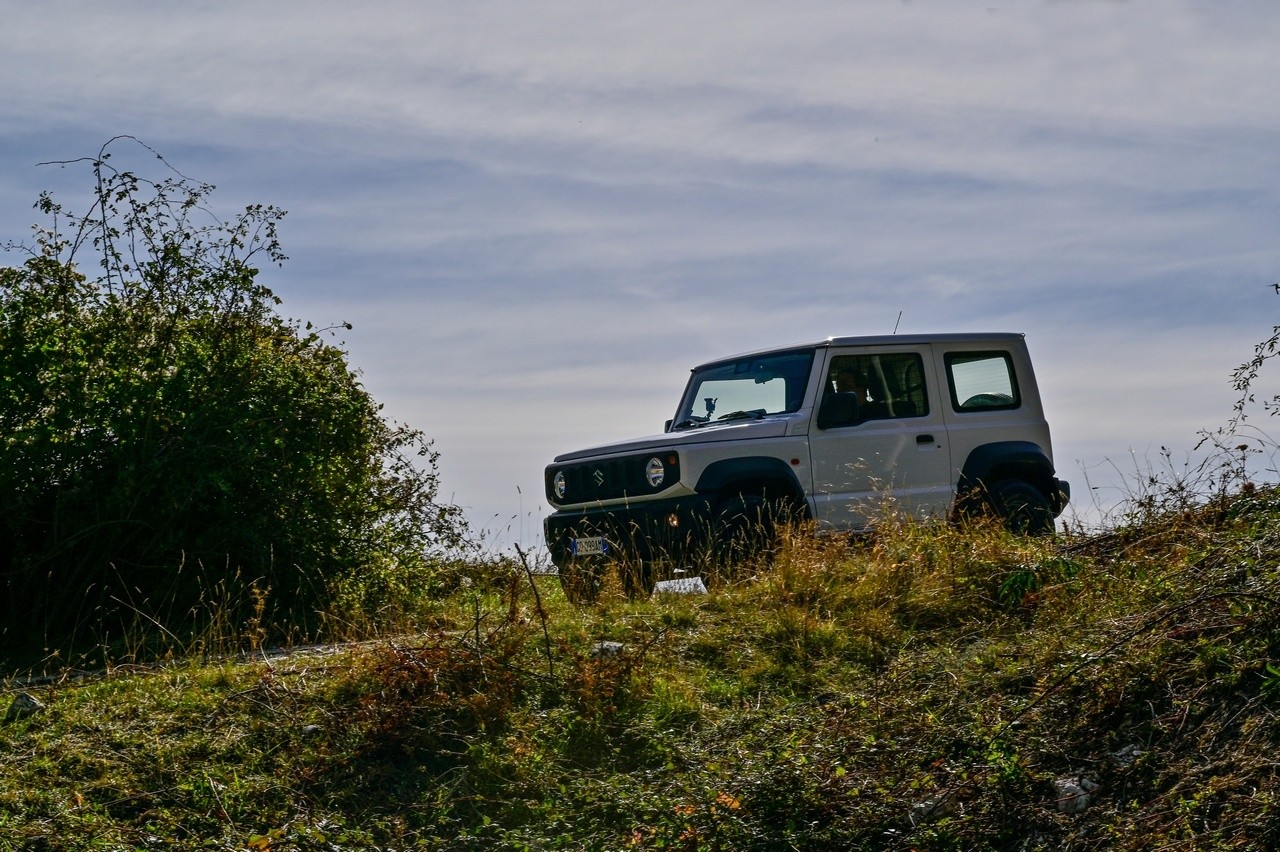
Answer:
544, 333, 1069, 599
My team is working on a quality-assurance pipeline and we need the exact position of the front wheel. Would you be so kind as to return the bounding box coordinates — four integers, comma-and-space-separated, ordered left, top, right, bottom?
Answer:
712, 493, 803, 572
558, 561, 605, 604
988, 479, 1055, 536
558, 559, 654, 604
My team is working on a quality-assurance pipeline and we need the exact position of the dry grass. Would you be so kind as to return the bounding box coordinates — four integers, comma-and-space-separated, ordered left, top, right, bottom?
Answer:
3, 488, 1280, 849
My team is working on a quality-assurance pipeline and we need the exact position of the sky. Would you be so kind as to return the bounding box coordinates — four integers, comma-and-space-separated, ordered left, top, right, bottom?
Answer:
3, 1, 1279, 552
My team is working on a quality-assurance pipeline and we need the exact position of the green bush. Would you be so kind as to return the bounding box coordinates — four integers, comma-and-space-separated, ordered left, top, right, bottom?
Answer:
0, 139, 467, 663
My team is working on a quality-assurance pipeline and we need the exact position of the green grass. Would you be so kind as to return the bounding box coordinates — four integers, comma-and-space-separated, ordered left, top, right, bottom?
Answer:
4, 490, 1280, 850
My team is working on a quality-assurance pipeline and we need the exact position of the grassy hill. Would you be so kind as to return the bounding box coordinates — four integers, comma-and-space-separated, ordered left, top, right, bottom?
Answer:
3, 487, 1279, 850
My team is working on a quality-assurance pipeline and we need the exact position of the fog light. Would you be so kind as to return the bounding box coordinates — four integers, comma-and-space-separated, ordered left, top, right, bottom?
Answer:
666, 513, 680, 528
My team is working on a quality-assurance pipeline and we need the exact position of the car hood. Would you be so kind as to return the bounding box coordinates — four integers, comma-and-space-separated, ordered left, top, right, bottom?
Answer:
552, 416, 797, 463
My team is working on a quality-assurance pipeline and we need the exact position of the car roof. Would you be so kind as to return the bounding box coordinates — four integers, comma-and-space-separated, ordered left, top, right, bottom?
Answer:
694, 332, 1027, 369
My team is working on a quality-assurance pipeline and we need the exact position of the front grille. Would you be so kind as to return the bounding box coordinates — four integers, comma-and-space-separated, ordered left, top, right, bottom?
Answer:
547, 452, 679, 504
566, 458, 630, 501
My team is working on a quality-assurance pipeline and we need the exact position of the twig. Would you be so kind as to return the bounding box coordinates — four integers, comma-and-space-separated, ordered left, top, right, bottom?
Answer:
516, 544, 555, 679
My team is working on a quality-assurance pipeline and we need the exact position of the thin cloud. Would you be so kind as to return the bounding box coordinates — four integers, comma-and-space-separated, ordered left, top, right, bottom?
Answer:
2, 2, 1279, 544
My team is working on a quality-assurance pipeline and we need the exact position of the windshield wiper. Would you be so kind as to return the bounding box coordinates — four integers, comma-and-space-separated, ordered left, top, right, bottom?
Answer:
715, 409, 766, 422
670, 418, 709, 431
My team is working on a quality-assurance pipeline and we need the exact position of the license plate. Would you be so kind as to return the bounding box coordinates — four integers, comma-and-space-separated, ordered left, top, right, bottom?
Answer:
570, 536, 608, 557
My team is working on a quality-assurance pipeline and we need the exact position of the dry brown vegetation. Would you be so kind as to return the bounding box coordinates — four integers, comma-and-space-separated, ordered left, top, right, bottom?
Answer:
3, 484, 1280, 849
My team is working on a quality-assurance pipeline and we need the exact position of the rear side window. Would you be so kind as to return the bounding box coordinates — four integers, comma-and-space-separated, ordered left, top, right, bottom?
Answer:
946, 351, 1020, 412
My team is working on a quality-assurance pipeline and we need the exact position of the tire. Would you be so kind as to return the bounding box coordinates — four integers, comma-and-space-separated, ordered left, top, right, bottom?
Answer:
712, 492, 802, 571
558, 561, 605, 604
559, 558, 652, 604
988, 479, 1055, 536
619, 560, 655, 600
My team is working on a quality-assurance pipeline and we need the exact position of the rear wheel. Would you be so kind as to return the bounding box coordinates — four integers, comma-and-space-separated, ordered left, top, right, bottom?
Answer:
988, 479, 1055, 536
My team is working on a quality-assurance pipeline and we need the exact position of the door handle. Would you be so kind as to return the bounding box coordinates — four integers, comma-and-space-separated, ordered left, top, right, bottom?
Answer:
916, 434, 936, 445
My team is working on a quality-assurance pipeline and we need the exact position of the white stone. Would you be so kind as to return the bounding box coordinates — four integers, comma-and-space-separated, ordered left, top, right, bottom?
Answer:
1054, 777, 1100, 814
1111, 744, 1144, 766
652, 577, 708, 596
909, 794, 958, 825
590, 641, 625, 658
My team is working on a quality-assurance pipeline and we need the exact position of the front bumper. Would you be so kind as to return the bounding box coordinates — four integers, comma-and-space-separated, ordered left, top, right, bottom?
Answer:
543, 495, 717, 570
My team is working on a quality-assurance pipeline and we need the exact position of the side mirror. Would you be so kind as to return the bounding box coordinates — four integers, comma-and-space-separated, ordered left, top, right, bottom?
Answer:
816, 393, 862, 430
664, 419, 673, 433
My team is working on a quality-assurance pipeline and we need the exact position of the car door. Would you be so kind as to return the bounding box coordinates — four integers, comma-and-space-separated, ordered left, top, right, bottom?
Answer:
807, 345, 952, 529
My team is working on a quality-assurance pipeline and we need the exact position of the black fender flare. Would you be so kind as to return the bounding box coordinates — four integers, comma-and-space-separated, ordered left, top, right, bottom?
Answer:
958, 441, 1067, 514
695, 457, 809, 514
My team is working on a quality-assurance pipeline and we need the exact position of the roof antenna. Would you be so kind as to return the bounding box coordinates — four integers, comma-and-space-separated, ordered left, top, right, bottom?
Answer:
893, 311, 902, 334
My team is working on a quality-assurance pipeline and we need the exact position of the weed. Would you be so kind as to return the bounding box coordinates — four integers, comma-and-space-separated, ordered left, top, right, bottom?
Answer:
3, 485, 1280, 848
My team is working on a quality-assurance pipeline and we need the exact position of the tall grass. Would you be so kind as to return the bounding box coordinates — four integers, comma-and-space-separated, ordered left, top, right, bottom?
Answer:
5, 480, 1280, 848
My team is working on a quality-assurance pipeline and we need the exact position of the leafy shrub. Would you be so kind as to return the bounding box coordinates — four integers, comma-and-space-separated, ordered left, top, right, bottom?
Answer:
0, 139, 467, 664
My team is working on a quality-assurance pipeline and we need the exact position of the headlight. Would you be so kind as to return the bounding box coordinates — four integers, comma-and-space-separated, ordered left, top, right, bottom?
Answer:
553, 470, 566, 499
645, 457, 665, 488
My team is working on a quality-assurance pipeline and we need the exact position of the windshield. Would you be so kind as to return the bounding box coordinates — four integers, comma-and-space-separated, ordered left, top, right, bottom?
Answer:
671, 349, 815, 429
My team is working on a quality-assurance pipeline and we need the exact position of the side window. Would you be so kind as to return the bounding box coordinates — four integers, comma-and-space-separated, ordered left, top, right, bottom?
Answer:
946, 351, 1020, 412
820, 352, 929, 427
